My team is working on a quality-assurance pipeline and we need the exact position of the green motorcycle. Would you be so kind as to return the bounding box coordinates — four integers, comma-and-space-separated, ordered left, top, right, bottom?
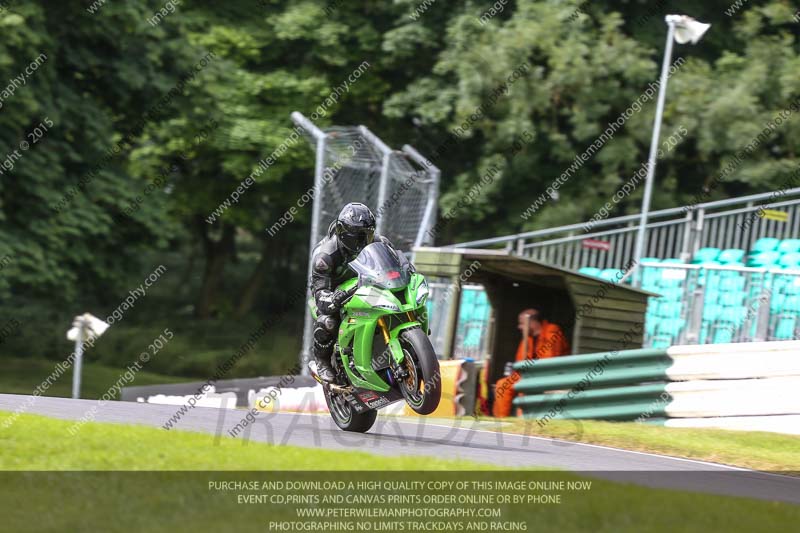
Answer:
308, 241, 441, 433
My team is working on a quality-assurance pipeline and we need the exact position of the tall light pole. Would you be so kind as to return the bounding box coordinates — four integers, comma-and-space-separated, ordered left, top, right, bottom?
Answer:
632, 15, 710, 285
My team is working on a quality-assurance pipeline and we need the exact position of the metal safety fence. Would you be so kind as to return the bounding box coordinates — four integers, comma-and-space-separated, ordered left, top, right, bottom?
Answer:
292, 112, 441, 371
452, 188, 800, 271
642, 262, 800, 347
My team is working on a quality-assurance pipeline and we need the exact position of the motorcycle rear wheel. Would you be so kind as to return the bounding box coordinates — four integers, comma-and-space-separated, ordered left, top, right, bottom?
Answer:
323, 385, 377, 433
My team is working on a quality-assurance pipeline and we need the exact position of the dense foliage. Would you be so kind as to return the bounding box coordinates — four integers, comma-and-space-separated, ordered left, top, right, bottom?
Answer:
0, 1, 798, 372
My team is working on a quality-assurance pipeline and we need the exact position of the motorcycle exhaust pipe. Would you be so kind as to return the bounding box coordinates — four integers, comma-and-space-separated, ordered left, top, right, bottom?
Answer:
328, 383, 354, 394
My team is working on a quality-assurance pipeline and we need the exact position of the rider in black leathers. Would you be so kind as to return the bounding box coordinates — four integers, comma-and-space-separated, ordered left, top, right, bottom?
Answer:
311, 202, 393, 382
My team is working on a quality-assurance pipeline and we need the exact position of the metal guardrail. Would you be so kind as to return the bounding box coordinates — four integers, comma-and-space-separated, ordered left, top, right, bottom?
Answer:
451, 188, 800, 271
511, 341, 800, 427
512, 348, 671, 421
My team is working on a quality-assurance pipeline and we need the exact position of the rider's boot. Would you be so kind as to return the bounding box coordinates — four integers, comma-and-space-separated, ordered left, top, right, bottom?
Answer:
313, 340, 336, 383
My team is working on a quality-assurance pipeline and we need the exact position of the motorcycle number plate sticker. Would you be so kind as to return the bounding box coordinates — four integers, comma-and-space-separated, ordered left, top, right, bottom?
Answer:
358, 391, 380, 402
346, 395, 367, 413
365, 397, 390, 409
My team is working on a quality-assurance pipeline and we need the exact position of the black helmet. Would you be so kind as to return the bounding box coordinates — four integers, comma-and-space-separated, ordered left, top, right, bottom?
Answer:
335, 202, 376, 254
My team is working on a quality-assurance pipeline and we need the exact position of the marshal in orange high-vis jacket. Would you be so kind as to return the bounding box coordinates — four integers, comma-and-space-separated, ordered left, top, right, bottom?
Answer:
492, 308, 570, 418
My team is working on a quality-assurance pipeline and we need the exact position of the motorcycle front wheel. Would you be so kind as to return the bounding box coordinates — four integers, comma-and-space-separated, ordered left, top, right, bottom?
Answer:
398, 327, 441, 415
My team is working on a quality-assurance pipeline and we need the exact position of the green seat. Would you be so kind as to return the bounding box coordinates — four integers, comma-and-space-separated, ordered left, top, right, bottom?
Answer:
656, 318, 685, 336
718, 249, 745, 264
780, 277, 800, 295
778, 239, 800, 254
658, 302, 683, 318
692, 248, 720, 264
712, 327, 735, 344
774, 317, 797, 340
703, 289, 720, 304
748, 251, 780, 267
770, 293, 786, 313
645, 317, 658, 336
599, 268, 623, 282
752, 238, 780, 253
642, 278, 660, 289
702, 303, 723, 320
718, 306, 746, 324
778, 253, 800, 269
781, 296, 800, 316
718, 292, 744, 307
718, 276, 746, 292
578, 267, 602, 277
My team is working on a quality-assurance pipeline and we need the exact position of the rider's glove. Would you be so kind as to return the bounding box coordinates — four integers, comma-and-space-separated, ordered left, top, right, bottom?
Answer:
331, 289, 349, 308
318, 289, 348, 315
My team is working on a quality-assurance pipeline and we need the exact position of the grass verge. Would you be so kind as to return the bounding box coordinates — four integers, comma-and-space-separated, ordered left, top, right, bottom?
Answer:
0, 356, 186, 400
1, 411, 799, 532
480, 416, 800, 472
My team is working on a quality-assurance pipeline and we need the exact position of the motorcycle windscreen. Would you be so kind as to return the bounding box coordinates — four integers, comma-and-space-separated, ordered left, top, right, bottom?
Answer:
349, 242, 412, 290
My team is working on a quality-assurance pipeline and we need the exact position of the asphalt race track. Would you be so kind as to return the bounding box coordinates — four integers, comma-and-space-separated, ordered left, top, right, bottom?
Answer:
2, 393, 798, 504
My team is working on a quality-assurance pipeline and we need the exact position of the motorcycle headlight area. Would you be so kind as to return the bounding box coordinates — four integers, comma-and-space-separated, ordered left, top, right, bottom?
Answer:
359, 287, 401, 312
415, 279, 429, 305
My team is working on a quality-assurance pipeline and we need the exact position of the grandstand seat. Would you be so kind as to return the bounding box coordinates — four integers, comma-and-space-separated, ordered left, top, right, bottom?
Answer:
781, 295, 800, 316
692, 248, 721, 264
702, 304, 722, 321
770, 293, 786, 313
774, 317, 797, 340
718, 306, 746, 324
599, 268, 623, 282
703, 289, 719, 305
717, 249, 746, 264
777, 239, 800, 254
658, 302, 683, 318
747, 251, 780, 267
752, 238, 780, 253
778, 253, 800, 269
699, 269, 721, 289
645, 317, 658, 337
660, 287, 684, 300
711, 326, 735, 344
656, 318, 684, 337
578, 267, 602, 278
718, 292, 744, 307
781, 276, 800, 295
718, 276, 746, 292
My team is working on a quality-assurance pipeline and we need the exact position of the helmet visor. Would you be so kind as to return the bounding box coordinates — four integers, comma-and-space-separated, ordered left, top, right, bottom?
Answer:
340, 228, 374, 253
